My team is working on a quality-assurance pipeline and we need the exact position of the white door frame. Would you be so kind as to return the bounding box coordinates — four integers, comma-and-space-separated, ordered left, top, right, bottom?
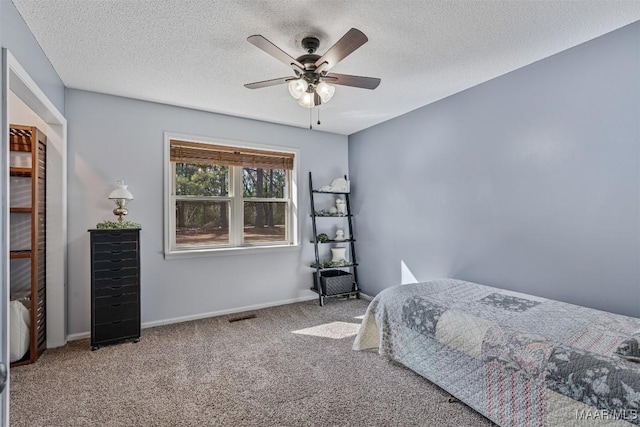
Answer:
1, 48, 68, 424
1, 46, 10, 427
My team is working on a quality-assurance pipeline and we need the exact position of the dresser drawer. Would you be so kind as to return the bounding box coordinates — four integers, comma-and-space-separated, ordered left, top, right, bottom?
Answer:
94, 301, 138, 325
93, 267, 138, 280
94, 275, 138, 289
95, 292, 138, 308
93, 257, 138, 271
92, 248, 137, 261
94, 283, 138, 298
94, 319, 139, 344
93, 242, 137, 254
92, 230, 138, 243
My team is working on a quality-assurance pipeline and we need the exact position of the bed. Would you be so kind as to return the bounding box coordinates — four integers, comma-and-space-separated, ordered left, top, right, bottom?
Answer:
353, 279, 640, 426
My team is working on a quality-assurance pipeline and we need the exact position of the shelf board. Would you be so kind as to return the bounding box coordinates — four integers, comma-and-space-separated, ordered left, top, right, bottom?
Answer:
311, 214, 352, 218
312, 190, 350, 195
10, 358, 31, 368
310, 239, 356, 244
9, 167, 32, 177
310, 263, 358, 270
10, 250, 32, 259
10, 207, 32, 213
310, 287, 360, 298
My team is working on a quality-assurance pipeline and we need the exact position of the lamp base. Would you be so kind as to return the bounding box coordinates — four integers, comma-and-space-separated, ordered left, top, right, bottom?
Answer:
113, 207, 129, 223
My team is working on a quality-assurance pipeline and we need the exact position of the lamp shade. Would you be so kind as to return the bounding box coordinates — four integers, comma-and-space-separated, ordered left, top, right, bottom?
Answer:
298, 91, 316, 108
298, 90, 322, 108
288, 79, 308, 100
108, 180, 133, 200
316, 82, 335, 103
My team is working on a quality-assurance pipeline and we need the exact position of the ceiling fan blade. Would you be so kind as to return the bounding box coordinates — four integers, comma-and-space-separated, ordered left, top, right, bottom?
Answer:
244, 76, 295, 89
247, 35, 304, 71
324, 73, 380, 90
314, 28, 368, 71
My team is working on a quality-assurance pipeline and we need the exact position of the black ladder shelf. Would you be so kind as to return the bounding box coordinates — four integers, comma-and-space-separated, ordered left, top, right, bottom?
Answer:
309, 172, 360, 306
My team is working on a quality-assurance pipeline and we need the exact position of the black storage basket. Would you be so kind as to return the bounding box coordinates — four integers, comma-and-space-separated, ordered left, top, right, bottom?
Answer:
313, 270, 354, 295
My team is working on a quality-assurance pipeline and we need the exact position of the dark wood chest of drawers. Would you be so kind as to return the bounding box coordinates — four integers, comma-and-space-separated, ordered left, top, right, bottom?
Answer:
89, 228, 141, 350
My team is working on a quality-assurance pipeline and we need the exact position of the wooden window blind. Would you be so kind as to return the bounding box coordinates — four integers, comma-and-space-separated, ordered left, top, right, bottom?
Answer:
170, 140, 294, 170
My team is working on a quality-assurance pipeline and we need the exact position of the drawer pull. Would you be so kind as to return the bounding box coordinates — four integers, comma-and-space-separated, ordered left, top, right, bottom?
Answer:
111, 303, 122, 307
112, 320, 123, 324
110, 250, 122, 254
111, 277, 123, 282
110, 259, 122, 263
109, 285, 123, 290
110, 268, 122, 272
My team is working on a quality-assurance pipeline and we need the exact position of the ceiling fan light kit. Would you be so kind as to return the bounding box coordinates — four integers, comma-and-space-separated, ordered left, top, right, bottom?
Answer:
245, 28, 381, 125
289, 80, 334, 108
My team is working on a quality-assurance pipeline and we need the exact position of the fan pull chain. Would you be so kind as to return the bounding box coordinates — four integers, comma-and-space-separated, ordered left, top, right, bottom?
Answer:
317, 105, 321, 126
309, 105, 312, 130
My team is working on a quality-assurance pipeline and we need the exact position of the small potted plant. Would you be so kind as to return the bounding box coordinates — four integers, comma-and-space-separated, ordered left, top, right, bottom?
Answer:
96, 220, 142, 229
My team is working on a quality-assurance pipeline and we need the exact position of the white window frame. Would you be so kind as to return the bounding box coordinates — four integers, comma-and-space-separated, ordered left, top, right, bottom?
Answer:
164, 132, 300, 259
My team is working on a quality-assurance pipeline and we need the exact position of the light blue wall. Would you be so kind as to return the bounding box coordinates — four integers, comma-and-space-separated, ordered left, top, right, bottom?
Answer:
66, 89, 348, 335
1, 0, 65, 114
348, 22, 640, 317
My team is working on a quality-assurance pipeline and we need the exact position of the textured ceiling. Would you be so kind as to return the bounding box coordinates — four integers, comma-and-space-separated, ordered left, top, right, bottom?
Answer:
12, 1, 640, 135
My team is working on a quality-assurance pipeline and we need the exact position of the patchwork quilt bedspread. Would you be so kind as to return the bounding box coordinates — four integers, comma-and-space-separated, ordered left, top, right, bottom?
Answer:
353, 279, 640, 426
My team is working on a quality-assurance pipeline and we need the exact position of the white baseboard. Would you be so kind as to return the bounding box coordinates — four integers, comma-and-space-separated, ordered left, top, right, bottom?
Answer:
67, 331, 90, 341
67, 295, 318, 342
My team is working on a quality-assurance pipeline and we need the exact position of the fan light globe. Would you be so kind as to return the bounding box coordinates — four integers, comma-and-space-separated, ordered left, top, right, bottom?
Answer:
316, 82, 335, 103
288, 79, 308, 100
298, 91, 315, 108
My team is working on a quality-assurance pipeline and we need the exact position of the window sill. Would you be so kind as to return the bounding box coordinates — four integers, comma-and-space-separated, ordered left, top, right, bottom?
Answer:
164, 243, 301, 260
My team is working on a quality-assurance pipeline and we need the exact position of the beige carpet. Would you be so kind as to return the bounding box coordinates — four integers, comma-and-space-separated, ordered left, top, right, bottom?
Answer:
10, 298, 493, 426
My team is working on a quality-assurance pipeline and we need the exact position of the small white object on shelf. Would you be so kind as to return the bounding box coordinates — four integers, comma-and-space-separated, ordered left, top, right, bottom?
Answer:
331, 247, 347, 262
335, 230, 345, 241
317, 177, 350, 193
335, 198, 347, 215
329, 177, 349, 192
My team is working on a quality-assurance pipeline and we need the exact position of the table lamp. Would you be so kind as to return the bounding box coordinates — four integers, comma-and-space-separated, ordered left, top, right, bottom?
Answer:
108, 180, 134, 223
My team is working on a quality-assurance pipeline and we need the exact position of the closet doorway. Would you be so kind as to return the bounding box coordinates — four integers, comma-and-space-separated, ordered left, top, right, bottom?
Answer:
1, 48, 67, 422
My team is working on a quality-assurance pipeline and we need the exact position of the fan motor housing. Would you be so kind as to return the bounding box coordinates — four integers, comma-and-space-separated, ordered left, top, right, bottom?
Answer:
296, 53, 321, 72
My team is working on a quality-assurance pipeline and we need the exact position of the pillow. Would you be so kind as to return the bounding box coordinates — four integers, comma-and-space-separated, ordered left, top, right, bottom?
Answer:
10, 300, 30, 363
615, 333, 640, 363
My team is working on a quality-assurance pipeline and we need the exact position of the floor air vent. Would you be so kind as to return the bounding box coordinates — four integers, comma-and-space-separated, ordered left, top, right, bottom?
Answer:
228, 314, 257, 323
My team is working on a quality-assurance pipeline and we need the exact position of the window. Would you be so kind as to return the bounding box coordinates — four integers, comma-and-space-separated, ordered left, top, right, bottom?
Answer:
165, 136, 298, 256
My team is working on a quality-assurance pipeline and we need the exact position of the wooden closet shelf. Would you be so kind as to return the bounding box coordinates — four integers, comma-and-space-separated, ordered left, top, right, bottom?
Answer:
9, 124, 47, 367
10, 357, 31, 368
10, 250, 32, 259
10, 207, 32, 213
10, 167, 32, 177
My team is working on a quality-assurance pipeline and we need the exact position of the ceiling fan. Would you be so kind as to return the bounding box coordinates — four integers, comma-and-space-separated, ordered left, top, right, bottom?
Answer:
244, 28, 381, 109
